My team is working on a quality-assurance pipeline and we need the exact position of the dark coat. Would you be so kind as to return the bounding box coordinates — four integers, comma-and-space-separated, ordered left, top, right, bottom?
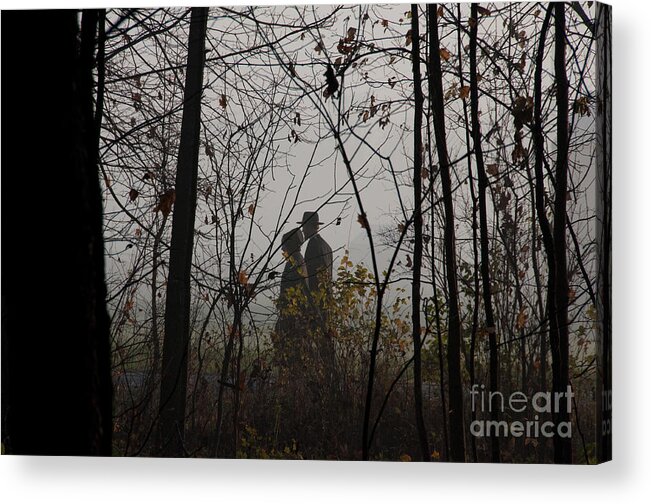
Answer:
304, 234, 333, 295
275, 252, 309, 366
279, 252, 308, 301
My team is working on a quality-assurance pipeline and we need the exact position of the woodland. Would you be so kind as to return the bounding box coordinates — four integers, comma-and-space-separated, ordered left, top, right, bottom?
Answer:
1, 3, 611, 464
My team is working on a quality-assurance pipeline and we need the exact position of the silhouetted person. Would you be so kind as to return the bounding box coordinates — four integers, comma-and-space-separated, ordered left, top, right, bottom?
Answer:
278, 228, 308, 301
298, 211, 335, 381
274, 227, 309, 368
299, 211, 333, 296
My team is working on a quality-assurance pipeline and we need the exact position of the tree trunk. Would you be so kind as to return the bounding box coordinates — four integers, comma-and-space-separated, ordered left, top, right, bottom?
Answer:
2, 9, 112, 455
158, 7, 208, 457
409, 3, 432, 462
427, 3, 466, 462
469, 3, 500, 463
595, 1, 612, 463
551, 2, 572, 464
533, 5, 555, 463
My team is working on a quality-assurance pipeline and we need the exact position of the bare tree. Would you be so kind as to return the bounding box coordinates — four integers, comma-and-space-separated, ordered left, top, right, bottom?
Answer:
409, 3, 431, 462
158, 7, 209, 457
469, 2, 500, 463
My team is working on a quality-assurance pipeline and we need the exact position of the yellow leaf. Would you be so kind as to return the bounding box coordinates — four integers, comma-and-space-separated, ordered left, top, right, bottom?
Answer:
400, 454, 412, 462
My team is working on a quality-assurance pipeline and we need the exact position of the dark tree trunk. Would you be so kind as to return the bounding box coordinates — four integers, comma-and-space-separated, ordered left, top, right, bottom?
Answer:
427, 3, 466, 462
409, 3, 432, 462
455, 2, 478, 462
595, 1, 612, 463
551, 2, 572, 464
533, 5, 556, 464
2, 9, 112, 455
158, 7, 208, 457
469, 3, 500, 463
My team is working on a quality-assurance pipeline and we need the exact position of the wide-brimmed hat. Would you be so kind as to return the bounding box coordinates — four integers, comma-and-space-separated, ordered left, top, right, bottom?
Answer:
281, 227, 304, 246
296, 211, 323, 225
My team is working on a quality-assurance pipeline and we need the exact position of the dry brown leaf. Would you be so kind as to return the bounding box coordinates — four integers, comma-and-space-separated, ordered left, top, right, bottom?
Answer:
238, 270, 249, 286
405, 28, 413, 46
516, 308, 528, 330
153, 189, 176, 218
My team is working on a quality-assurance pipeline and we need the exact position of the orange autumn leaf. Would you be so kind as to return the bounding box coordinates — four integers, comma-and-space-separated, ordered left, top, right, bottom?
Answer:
459, 85, 470, 100
238, 270, 249, 286
439, 48, 451, 61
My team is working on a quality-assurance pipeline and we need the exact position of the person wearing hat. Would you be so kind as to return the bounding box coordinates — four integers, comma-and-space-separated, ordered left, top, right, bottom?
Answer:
298, 211, 333, 297
274, 227, 309, 368
298, 211, 335, 381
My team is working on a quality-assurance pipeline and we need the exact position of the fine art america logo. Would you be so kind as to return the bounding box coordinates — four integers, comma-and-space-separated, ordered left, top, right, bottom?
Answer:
469, 384, 573, 439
